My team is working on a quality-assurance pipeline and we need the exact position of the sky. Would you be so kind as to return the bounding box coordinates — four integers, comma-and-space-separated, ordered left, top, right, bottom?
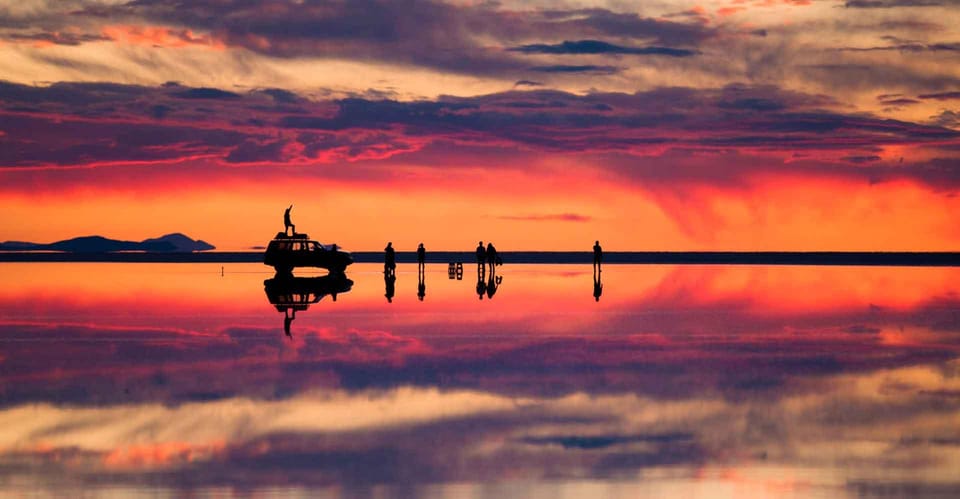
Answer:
1, 0, 959, 250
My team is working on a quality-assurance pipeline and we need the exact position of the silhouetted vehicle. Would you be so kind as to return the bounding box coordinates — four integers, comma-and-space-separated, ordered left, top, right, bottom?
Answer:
264, 232, 353, 276
264, 274, 353, 337
264, 274, 353, 311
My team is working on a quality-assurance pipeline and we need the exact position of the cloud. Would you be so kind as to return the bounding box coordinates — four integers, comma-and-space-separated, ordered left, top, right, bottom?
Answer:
529, 64, 620, 74
520, 433, 693, 450
5, 31, 110, 46
929, 110, 960, 128
54, 1, 715, 80
841, 154, 883, 163
2, 80, 959, 190
844, 0, 949, 7
838, 42, 960, 53
495, 213, 592, 222
509, 40, 697, 57
919, 91, 960, 100
172, 87, 241, 99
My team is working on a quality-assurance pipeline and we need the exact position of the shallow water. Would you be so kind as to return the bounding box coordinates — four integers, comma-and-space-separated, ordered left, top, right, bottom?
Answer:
0, 263, 959, 497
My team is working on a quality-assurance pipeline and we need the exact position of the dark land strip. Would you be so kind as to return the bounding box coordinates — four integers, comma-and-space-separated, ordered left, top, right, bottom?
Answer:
1, 252, 959, 266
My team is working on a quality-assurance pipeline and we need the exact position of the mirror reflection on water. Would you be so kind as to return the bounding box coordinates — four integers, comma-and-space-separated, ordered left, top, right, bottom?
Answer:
0, 262, 958, 497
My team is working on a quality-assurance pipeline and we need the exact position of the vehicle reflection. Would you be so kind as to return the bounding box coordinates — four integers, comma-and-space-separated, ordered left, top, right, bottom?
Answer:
264, 274, 353, 338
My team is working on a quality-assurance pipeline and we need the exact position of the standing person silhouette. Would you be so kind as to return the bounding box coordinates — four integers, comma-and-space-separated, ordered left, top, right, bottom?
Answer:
476, 241, 486, 271
593, 240, 603, 269
384, 242, 396, 276
486, 242, 497, 274
417, 243, 425, 270
284, 205, 295, 236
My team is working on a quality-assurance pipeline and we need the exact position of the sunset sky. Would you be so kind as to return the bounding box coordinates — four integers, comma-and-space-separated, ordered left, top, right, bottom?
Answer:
1, 0, 959, 250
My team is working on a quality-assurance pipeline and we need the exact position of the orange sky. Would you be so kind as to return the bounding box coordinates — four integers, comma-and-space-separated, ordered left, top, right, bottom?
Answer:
1, 0, 959, 250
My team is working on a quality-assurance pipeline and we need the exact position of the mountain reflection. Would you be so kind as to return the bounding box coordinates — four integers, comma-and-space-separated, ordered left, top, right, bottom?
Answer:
0, 263, 958, 496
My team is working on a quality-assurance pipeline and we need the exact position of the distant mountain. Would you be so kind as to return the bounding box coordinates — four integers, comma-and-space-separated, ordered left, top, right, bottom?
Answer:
141, 233, 215, 252
0, 233, 215, 253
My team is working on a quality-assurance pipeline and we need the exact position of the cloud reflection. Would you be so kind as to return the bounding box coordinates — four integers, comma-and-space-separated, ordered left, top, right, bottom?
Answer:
0, 263, 958, 493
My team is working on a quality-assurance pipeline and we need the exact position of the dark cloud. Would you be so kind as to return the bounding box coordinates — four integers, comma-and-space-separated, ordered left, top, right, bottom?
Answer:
513, 80, 543, 87
919, 91, 960, 100
520, 433, 693, 450
844, 0, 949, 7
2, 80, 959, 190
224, 139, 290, 163
4, 31, 110, 46
930, 110, 960, 128
509, 40, 696, 57
538, 8, 714, 46
530, 65, 619, 74
53, 0, 716, 78
880, 98, 920, 106
173, 87, 241, 99
495, 213, 592, 223
802, 64, 960, 94
838, 42, 960, 52
841, 154, 883, 163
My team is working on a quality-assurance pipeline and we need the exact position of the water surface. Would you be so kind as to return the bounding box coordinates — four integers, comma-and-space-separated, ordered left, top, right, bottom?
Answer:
1, 263, 958, 497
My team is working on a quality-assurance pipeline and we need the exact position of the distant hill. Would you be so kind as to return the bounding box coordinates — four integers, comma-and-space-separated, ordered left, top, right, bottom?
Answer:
0, 233, 215, 253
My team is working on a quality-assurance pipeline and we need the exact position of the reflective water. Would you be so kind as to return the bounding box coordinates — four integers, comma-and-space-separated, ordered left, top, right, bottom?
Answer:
0, 263, 959, 497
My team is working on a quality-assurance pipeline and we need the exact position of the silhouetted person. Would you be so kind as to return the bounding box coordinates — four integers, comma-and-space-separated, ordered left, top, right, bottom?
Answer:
593, 240, 603, 267
476, 241, 486, 270
486, 242, 497, 273
284, 205, 295, 236
385, 272, 396, 303
384, 242, 396, 276
284, 309, 295, 338
593, 272, 603, 302
417, 243, 426, 270
476, 265, 486, 300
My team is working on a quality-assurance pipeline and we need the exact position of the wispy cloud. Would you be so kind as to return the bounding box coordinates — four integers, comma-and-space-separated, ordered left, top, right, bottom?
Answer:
495, 213, 592, 223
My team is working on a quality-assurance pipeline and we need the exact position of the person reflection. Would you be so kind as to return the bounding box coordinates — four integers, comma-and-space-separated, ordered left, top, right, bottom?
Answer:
385, 272, 396, 303
417, 268, 426, 302
486, 270, 502, 300
593, 271, 603, 302
476, 264, 486, 300
284, 309, 295, 338
593, 240, 603, 301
